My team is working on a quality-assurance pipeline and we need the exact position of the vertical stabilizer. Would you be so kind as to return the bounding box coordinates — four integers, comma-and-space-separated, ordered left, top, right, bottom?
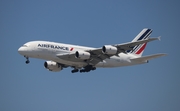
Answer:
128, 28, 153, 56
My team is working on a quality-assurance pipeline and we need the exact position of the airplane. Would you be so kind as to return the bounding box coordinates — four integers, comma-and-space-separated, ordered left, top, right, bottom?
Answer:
18, 28, 166, 73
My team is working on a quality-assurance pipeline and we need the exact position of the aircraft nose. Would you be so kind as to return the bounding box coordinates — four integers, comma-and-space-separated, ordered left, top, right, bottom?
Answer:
18, 47, 24, 55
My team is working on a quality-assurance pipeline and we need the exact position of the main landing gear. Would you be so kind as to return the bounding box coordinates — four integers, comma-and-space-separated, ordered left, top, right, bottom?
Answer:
71, 65, 96, 73
24, 56, 30, 64
71, 69, 79, 73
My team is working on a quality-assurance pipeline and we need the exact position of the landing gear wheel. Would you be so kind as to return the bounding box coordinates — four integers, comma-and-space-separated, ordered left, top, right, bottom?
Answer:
24, 56, 30, 64
92, 67, 96, 71
80, 69, 86, 73
71, 70, 75, 73
25, 60, 30, 64
71, 69, 79, 73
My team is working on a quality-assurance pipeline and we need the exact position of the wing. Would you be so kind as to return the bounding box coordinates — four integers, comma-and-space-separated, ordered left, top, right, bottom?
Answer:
56, 53, 84, 62
84, 37, 160, 64
131, 53, 166, 62
57, 37, 160, 65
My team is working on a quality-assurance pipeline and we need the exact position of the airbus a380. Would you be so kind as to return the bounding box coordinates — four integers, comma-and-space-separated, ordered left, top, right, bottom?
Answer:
18, 28, 166, 73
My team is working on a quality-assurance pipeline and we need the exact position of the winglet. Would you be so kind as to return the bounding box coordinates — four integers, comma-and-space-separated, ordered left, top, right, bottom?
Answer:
148, 37, 160, 41
151, 36, 161, 41
158, 36, 161, 41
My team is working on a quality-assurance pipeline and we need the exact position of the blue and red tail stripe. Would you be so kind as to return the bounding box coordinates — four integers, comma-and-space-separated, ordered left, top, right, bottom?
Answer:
135, 43, 147, 54
127, 29, 152, 55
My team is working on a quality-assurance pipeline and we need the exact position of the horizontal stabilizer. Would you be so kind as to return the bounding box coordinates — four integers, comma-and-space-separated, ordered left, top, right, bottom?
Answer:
131, 53, 166, 62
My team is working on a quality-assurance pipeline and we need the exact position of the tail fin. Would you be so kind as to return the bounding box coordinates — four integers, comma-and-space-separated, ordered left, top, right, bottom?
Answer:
128, 28, 153, 56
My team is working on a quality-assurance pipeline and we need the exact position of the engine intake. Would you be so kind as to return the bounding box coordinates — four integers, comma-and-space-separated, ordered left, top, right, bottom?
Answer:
44, 61, 62, 72
102, 45, 117, 54
75, 51, 90, 60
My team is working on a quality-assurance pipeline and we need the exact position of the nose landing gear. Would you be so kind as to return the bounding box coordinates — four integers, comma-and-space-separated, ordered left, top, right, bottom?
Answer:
24, 56, 30, 64
26, 60, 30, 64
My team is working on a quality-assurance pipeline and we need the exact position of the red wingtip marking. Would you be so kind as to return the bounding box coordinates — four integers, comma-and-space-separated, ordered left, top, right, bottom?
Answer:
136, 43, 147, 54
70, 48, 74, 51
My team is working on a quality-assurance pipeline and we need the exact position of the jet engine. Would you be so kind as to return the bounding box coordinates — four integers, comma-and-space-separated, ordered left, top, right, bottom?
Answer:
75, 51, 91, 59
44, 61, 62, 72
102, 45, 117, 54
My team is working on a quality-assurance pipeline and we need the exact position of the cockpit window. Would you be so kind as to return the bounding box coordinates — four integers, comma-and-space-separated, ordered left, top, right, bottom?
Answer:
22, 44, 28, 47
22, 45, 27, 47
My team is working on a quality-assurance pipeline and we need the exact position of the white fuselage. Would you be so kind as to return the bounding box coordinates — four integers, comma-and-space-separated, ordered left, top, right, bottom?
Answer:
18, 41, 145, 68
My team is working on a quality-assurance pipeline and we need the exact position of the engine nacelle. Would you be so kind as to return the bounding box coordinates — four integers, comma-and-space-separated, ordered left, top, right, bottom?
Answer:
75, 51, 91, 60
102, 45, 117, 54
44, 61, 62, 72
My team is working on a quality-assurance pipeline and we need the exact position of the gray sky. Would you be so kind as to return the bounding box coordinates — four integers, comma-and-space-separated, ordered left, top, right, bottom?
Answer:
0, 0, 179, 111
